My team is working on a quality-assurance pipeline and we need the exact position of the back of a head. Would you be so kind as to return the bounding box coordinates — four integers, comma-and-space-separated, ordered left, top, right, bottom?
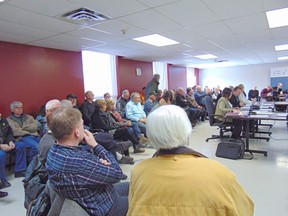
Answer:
61, 99, 73, 108
49, 107, 82, 141
45, 99, 61, 111
147, 105, 192, 150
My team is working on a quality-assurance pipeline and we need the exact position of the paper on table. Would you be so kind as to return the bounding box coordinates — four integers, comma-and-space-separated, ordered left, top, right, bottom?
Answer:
249, 115, 270, 118
276, 113, 288, 117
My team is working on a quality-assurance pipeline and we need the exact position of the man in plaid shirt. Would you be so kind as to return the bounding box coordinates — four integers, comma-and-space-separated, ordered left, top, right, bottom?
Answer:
46, 107, 129, 216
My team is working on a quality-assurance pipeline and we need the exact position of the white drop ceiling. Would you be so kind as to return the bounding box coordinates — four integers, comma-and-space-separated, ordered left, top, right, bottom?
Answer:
0, 0, 288, 68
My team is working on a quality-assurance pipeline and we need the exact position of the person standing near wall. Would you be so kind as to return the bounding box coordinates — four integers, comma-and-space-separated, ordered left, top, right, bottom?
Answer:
145, 74, 160, 99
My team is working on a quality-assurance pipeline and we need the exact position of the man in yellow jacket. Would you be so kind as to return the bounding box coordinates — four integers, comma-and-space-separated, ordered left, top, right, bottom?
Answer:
128, 105, 254, 216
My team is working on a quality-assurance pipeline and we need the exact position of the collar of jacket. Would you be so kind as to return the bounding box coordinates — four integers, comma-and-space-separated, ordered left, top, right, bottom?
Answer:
153, 146, 207, 158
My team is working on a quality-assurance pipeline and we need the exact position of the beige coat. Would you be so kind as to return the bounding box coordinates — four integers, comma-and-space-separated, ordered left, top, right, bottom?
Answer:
128, 154, 254, 216
214, 97, 233, 122
7, 114, 39, 138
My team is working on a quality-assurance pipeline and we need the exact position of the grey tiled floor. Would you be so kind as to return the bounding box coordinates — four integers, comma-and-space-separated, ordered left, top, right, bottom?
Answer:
1, 120, 288, 216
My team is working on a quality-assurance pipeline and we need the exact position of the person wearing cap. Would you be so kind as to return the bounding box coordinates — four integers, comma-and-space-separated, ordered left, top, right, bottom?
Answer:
67, 93, 79, 109
80, 91, 95, 127
144, 91, 158, 116
127, 105, 254, 216
46, 107, 129, 216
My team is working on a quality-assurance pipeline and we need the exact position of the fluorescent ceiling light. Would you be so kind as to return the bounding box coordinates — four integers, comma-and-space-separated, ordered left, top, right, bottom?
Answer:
194, 54, 218, 60
191, 62, 235, 69
266, 7, 288, 28
278, 56, 288, 61
133, 34, 179, 47
275, 44, 288, 51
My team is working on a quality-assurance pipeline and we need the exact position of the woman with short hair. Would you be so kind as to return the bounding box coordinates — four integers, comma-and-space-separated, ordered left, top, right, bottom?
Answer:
128, 105, 253, 216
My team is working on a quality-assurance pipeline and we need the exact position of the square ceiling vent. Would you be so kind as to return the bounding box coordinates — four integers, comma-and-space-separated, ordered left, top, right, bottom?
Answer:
61, 8, 110, 25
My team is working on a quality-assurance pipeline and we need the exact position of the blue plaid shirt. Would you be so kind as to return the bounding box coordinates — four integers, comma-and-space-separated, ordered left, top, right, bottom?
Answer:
46, 144, 123, 216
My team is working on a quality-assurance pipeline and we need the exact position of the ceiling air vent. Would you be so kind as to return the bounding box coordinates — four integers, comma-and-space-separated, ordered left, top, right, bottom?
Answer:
61, 8, 110, 25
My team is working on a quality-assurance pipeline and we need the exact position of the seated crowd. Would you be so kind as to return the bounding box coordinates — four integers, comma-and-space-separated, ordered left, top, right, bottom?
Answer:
4, 78, 281, 215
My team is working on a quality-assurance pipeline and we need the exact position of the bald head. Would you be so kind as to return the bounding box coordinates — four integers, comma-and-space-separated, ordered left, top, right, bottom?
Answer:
45, 99, 61, 114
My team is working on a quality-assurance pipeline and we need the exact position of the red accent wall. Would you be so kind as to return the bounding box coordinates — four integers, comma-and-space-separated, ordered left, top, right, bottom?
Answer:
117, 57, 153, 95
0, 41, 84, 117
168, 65, 187, 91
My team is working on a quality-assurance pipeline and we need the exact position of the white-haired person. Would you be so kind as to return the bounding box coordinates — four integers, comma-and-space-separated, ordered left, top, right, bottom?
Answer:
127, 105, 254, 216
125, 92, 147, 137
38, 99, 62, 165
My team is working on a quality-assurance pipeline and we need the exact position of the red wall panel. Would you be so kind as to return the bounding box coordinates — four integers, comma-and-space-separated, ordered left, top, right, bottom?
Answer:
0, 41, 84, 117
117, 57, 153, 96
168, 65, 187, 91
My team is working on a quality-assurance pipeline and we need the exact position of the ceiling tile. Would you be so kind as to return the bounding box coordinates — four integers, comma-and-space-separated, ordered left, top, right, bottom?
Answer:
224, 13, 269, 34
0, 4, 79, 32
203, 0, 264, 19
89, 20, 151, 38
154, 0, 219, 27
192, 21, 234, 38
120, 9, 181, 33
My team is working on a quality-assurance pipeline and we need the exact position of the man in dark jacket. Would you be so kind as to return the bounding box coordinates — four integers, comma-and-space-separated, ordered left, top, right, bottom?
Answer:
145, 74, 160, 99
0, 114, 27, 189
175, 87, 199, 127
80, 91, 95, 127
229, 86, 244, 108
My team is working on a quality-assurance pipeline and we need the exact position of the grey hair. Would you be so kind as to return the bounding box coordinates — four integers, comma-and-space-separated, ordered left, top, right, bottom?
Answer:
147, 105, 192, 150
122, 89, 129, 95
60, 99, 73, 108
45, 99, 61, 111
154, 74, 160, 79
10, 101, 23, 110
130, 92, 140, 100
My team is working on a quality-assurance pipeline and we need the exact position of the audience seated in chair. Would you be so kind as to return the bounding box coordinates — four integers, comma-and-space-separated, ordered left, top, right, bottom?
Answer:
186, 87, 207, 121
125, 92, 148, 137
0, 113, 30, 191
215, 88, 243, 139
144, 91, 158, 116
6, 101, 39, 171
194, 85, 207, 107
175, 87, 200, 127
91, 99, 145, 154
106, 99, 149, 146
248, 86, 259, 101
205, 95, 232, 142
116, 89, 130, 118
260, 85, 273, 101
127, 105, 254, 216
66, 93, 79, 109
80, 91, 95, 128
46, 107, 129, 216
229, 86, 245, 108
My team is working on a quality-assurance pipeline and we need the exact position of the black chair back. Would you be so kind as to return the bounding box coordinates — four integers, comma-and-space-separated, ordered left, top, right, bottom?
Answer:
205, 96, 216, 126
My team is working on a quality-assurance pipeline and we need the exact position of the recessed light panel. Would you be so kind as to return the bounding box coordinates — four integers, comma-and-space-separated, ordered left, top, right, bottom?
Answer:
133, 34, 179, 47
275, 44, 288, 51
278, 56, 288, 60
194, 54, 218, 60
266, 7, 288, 28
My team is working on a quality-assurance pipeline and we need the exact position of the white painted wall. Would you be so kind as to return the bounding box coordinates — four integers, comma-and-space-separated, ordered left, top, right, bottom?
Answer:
199, 62, 288, 92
